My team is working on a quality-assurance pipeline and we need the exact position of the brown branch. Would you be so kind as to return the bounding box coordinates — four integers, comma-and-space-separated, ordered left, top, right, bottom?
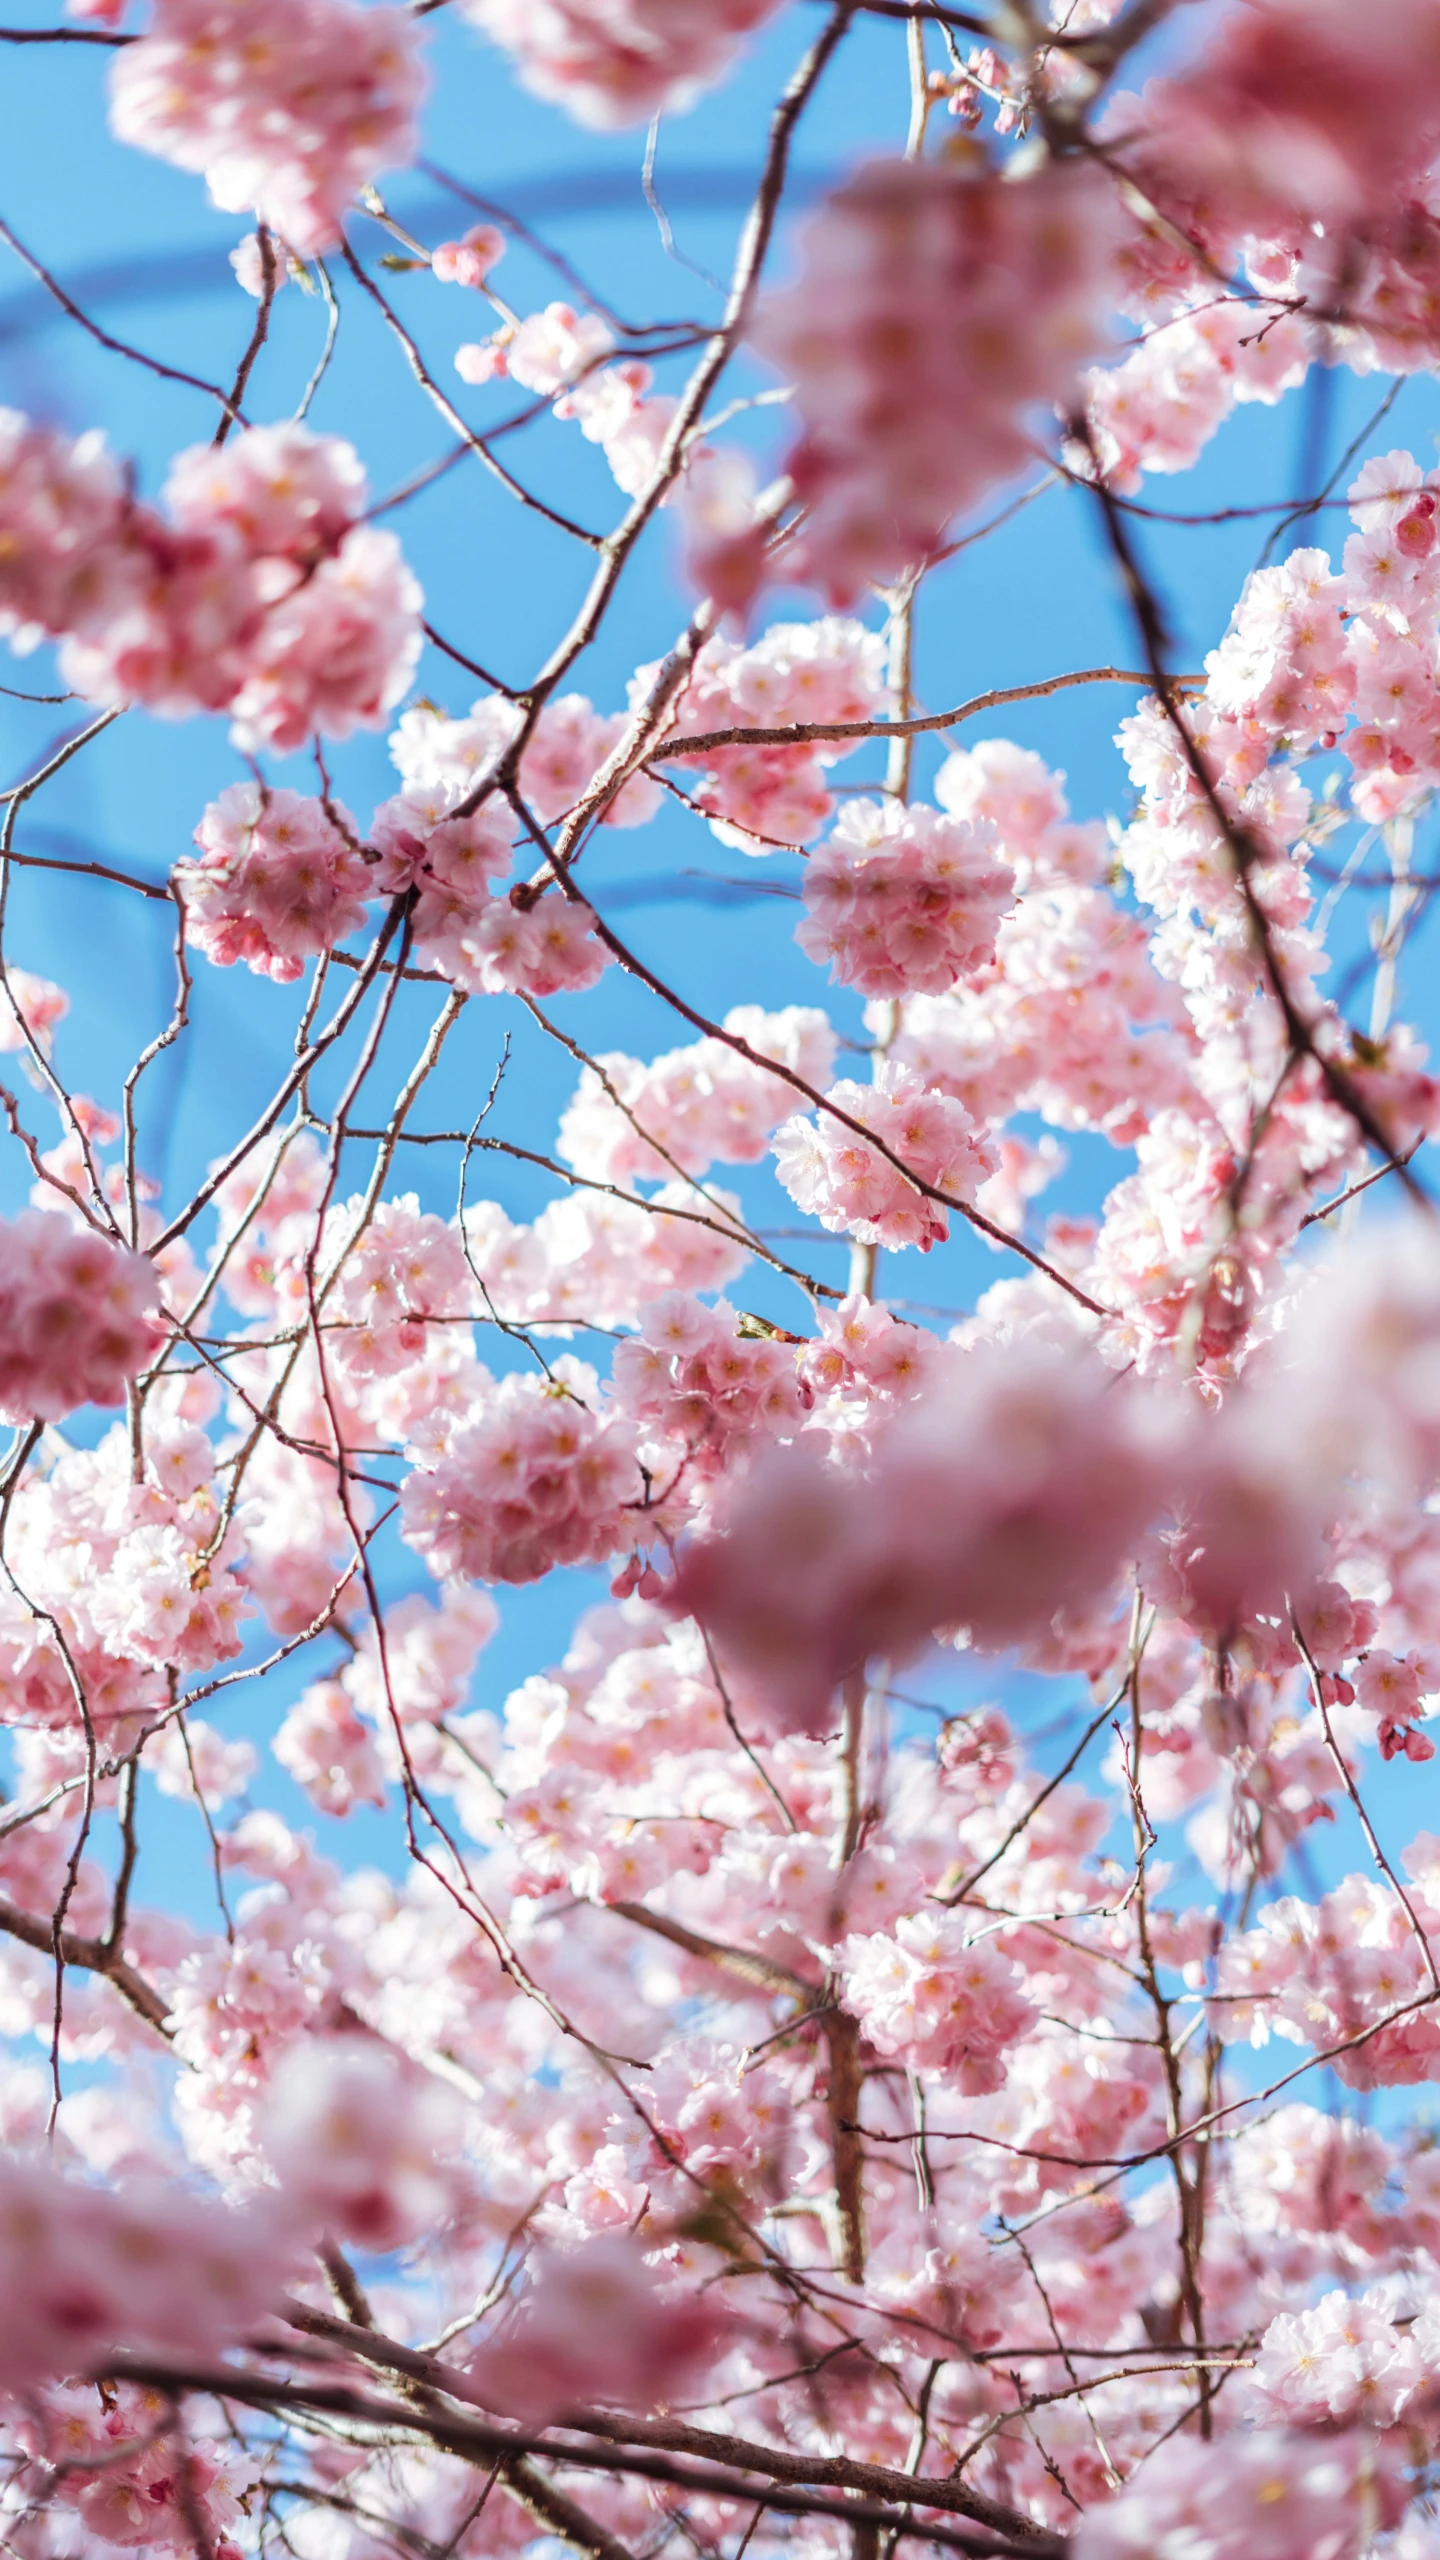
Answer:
338, 242, 604, 547
822, 2009, 868, 2285
0, 1892, 171, 2038
643, 667, 1175, 765
934, 1680, 1131, 1907
567, 2412, 1052, 2544
149, 895, 409, 1255
1294, 1616, 1440, 2002
606, 1899, 816, 1997
0, 215, 250, 419
193, 2330, 1061, 2552
215, 222, 278, 447
1299, 1144, 1420, 1228
0, 841, 169, 898
836, 0, 991, 27
348, 1118, 838, 1296
497, 2456, 637, 2560
827, 1668, 870, 2290
298, 2264, 639, 2560
0, 21, 134, 37
544, 600, 721, 875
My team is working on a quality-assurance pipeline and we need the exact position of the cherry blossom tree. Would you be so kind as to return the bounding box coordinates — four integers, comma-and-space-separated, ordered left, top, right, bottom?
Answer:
7, 3, 1440, 2558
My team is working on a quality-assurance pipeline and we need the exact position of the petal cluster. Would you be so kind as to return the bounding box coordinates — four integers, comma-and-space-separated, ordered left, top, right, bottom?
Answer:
0, 413, 421, 753
110, 0, 426, 254
755, 153, 1121, 601
0, 1213, 163, 1424
798, 796, 1013, 997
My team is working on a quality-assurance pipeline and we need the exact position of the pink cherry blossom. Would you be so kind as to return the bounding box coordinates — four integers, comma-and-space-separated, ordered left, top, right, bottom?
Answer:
559, 1005, 837, 1188
230, 228, 286, 297
276, 1700, 379, 1820
1072, 2429, 1406, 2560
307, 1192, 474, 1380
798, 1291, 941, 1408
389, 686, 659, 833
673, 1339, 1176, 1730
465, 2235, 725, 2422
798, 796, 1013, 996
226, 526, 423, 756
1250, 2290, 1424, 2428
261, 2035, 463, 2250
611, 1292, 806, 1483
0, 410, 421, 751
400, 1361, 640, 1585
176, 784, 373, 983
0, 410, 129, 649
165, 424, 367, 561
0, 2158, 297, 2390
433, 224, 505, 288
648, 616, 890, 851
0, 1213, 164, 1422
842, 1909, 1034, 2091
460, 0, 784, 130
1110, 0, 1440, 240
771, 1062, 996, 1251
754, 152, 1122, 601
0, 968, 68, 1057
109, 0, 427, 255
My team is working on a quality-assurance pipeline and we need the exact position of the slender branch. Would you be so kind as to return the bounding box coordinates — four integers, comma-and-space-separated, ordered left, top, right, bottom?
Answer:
284, 2300, 1055, 2541
450, 0, 859, 821
0, 21, 134, 37
0, 1893, 172, 2038
497, 2455, 638, 2560
215, 223, 278, 445
108, 2359, 1059, 2555
643, 667, 1173, 764
0, 214, 250, 417
338, 241, 604, 546
607, 1900, 816, 1997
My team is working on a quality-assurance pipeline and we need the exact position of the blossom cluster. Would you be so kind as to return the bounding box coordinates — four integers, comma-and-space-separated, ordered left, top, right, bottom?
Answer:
170, 668, 669, 988
0, 2156, 295, 2390
888, 738, 1193, 1155
275, 1582, 497, 1813
797, 796, 1013, 996
841, 1908, 1035, 2092
1072, 2429, 1407, 2560
675, 1337, 1173, 1729
399, 1358, 641, 1585
455, 296, 687, 503
771, 1060, 996, 1250
0, 1212, 163, 1424
110, 0, 426, 254
558, 1005, 838, 1186
177, 784, 373, 983
0, 415, 421, 752
755, 152, 1121, 600
460, 0, 785, 130
464, 1181, 750, 1331
1083, 0, 1440, 489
